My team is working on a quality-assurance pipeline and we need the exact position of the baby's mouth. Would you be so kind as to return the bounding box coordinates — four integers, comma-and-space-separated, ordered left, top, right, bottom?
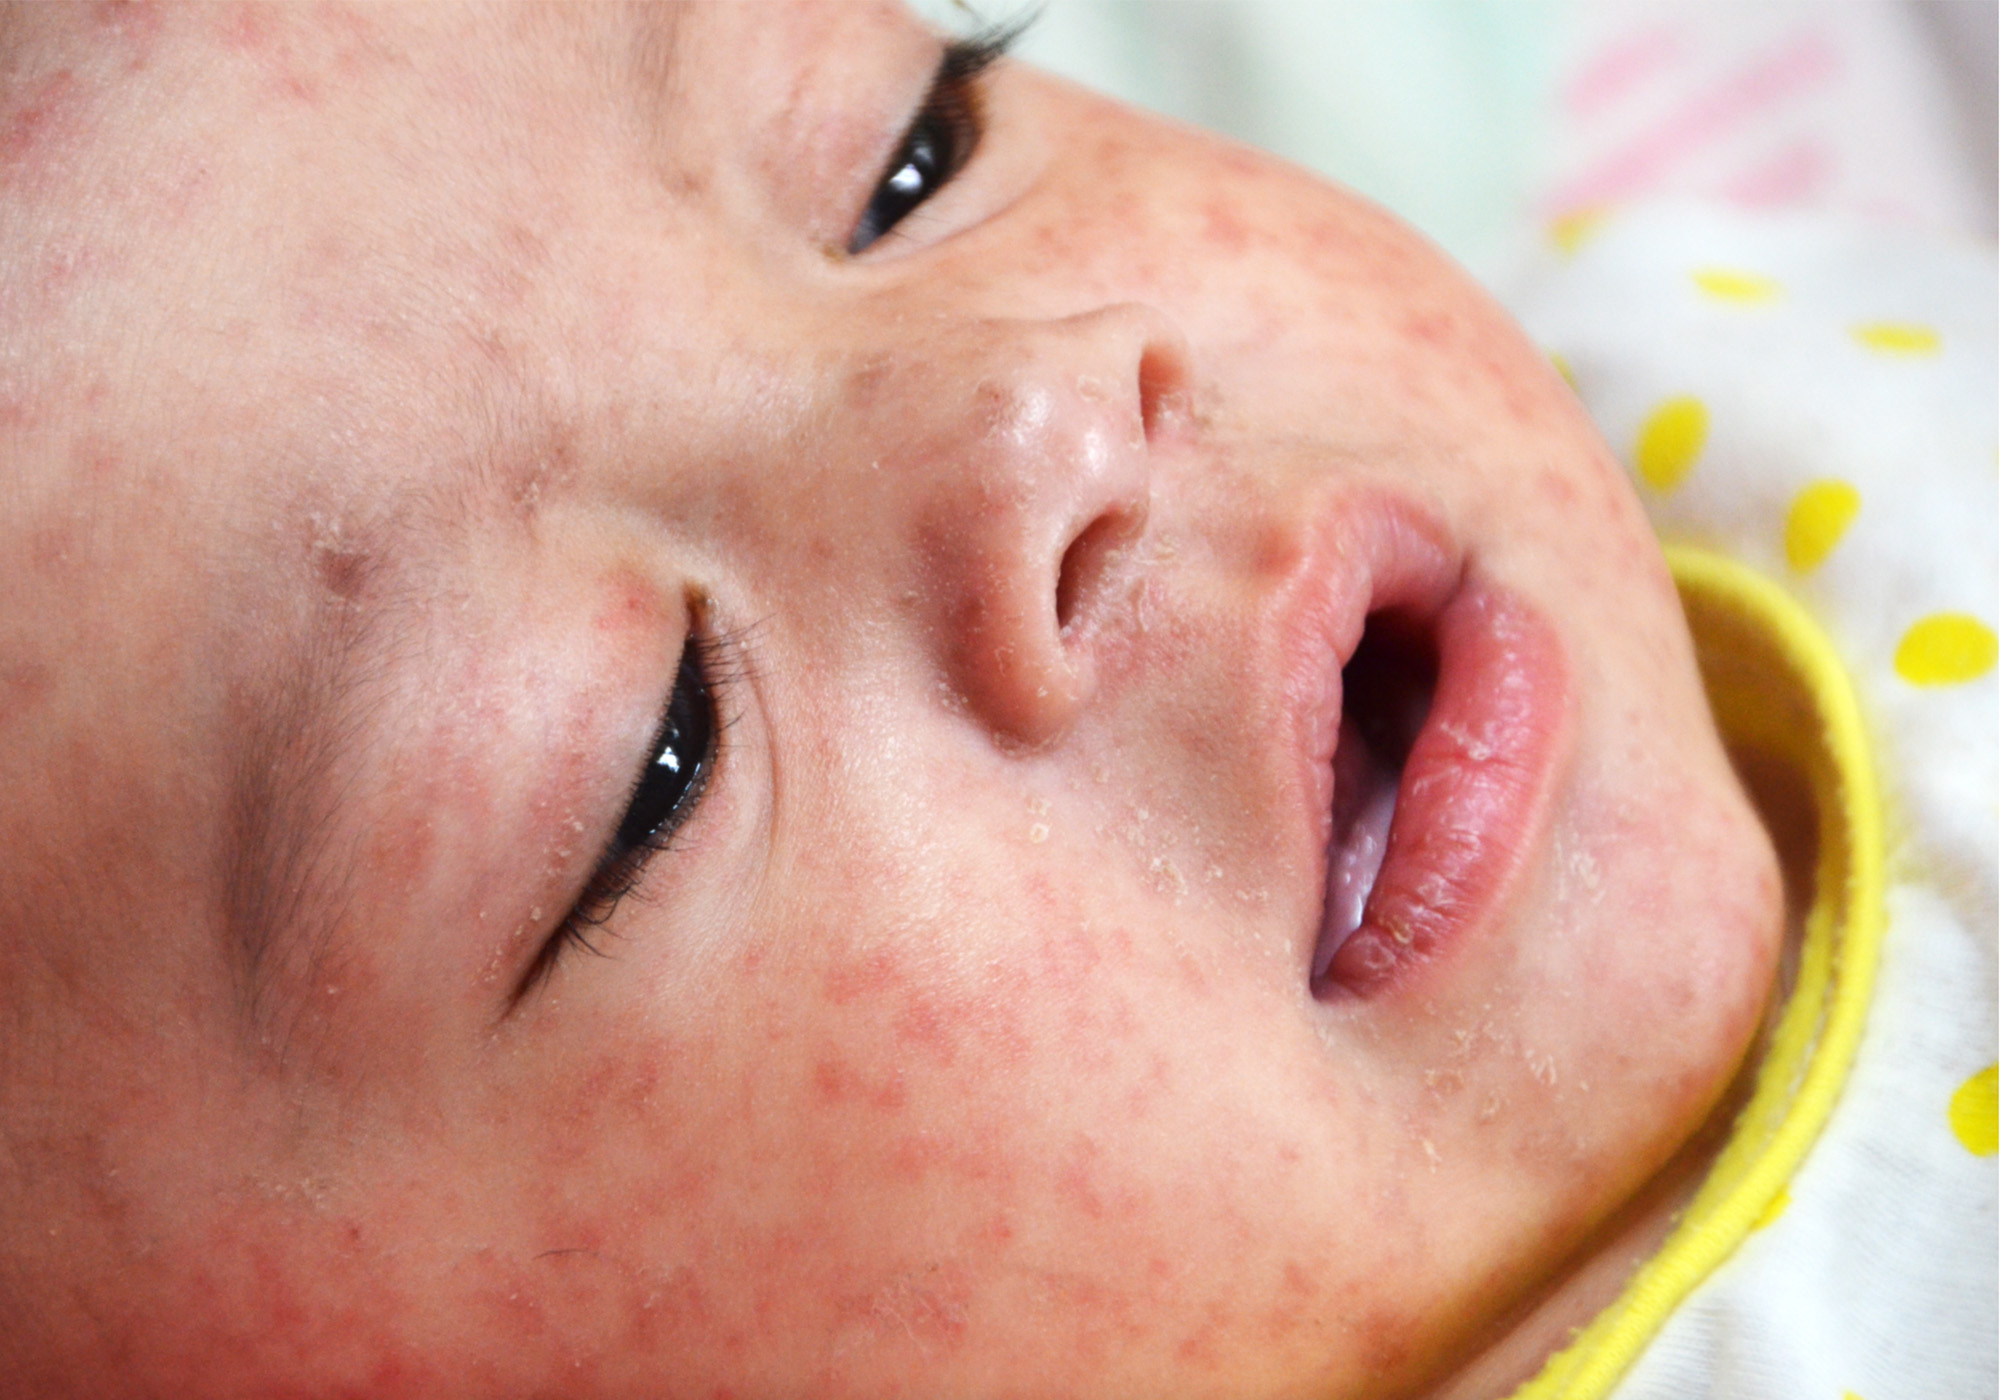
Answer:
1305, 575, 1569, 996
1312, 617, 1436, 983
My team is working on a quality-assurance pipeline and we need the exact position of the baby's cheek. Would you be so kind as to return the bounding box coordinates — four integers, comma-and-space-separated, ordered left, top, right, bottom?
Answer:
422, 871, 1334, 1389
1538, 762, 1782, 1156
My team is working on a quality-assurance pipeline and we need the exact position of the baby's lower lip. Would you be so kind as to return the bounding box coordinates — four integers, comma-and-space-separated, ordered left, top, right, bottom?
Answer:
1313, 579, 1569, 996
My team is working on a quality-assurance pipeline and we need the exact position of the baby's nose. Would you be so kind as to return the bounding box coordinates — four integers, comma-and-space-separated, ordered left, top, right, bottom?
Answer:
875, 304, 1190, 746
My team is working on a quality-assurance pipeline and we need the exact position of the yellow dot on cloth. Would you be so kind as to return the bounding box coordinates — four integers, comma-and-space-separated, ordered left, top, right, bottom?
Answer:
1852, 322, 1942, 355
1950, 1064, 1998, 1156
1750, 1184, 1791, 1231
1895, 614, 1999, 685
1635, 397, 1709, 492
1548, 206, 1610, 255
1692, 267, 1782, 304
1548, 350, 1576, 388
1784, 480, 1861, 572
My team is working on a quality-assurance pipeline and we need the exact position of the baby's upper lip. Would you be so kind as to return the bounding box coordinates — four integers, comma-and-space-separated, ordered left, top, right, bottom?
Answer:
1272, 486, 1571, 997
1273, 486, 1462, 828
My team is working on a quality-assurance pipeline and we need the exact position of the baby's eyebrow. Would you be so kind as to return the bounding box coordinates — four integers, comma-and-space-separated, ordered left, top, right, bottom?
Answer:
220, 535, 399, 1057
215, 389, 579, 1054
628, 4, 683, 87
216, 338, 609, 1054
623, 2, 685, 139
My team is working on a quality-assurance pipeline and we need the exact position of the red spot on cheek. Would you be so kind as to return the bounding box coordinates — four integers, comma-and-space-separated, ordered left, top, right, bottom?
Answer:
0, 72, 78, 187
88, 1, 165, 74
224, 4, 271, 50
974, 1213, 1015, 1248
0, 663, 53, 733
1200, 200, 1251, 255
475, 1264, 552, 1340
1283, 1260, 1315, 1297
1175, 1305, 1233, 1367
222, 6, 321, 105
1355, 1304, 1418, 1373
885, 1128, 1011, 1189
609, 1263, 713, 1361
555, 1036, 673, 1135
130, 1217, 442, 1397
892, 993, 959, 1066
1258, 1260, 1321, 1344
1030, 925, 1106, 996
1402, 310, 1457, 349
821, 948, 907, 1006
812, 1057, 909, 1113
888, 1133, 947, 1182
1539, 469, 1582, 508
1056, 1152, 1108, 1221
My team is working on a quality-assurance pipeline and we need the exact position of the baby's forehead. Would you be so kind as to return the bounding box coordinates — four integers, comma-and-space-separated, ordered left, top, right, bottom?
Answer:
8, 6, 664, 312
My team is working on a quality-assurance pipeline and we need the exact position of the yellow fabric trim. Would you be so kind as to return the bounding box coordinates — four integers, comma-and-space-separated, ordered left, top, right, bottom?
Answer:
1509, 546, 1886, 1399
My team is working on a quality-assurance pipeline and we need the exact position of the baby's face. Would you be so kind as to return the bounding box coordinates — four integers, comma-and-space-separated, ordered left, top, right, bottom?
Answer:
0, 5, 1782, 1395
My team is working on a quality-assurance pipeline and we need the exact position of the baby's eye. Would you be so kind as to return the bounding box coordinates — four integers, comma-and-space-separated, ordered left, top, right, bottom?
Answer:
519, 638, 718, 998
849, 102, 965, 253
847, 28, 1023, 254
610, 642, 716, 859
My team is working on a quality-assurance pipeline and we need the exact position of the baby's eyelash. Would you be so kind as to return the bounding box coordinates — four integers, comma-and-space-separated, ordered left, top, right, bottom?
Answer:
941, 15, 1035, 85
515, 628, 749, 1003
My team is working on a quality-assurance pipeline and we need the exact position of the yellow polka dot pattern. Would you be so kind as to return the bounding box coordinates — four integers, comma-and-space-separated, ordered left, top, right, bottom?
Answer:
1851, 322, 1942, 355
1894, 614, 1998, 686
1514, 224, 1994, 1400
1549, 207, 1610, 256
1950, 1065, 1998, 1156
1636, 397, 1708, 491
1693, 267, 1782, 304
1785, 481, 1862, 572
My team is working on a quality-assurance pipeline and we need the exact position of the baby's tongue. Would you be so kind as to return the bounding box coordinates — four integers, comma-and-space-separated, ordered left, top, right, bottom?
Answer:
1313, 712, 1398, 982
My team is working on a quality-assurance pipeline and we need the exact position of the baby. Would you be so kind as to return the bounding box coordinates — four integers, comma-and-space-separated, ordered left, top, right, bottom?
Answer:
0, 3, 1797, 1396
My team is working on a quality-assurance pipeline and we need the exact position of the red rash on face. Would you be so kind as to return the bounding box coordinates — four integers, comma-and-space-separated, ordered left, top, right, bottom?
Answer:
0, 70, 79, 183
0, 4, 1785, 1397
0, 661, 52, 733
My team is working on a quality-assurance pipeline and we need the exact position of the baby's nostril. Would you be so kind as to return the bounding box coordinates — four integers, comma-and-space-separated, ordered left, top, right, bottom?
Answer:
1055, 510, 1136, 636
1137, 339, 1193, 440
